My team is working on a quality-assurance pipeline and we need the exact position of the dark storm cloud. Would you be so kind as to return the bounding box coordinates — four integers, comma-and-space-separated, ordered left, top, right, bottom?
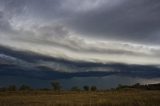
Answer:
1, 0, 160, 44
0, 11, 11, 32
60, 0, 160, 45
0, 0, 160, 65
0, 45, 160, 79
1, 0, 160, 87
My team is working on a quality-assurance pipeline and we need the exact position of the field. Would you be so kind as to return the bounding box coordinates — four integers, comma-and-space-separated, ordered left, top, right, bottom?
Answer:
0, 90, 160, 106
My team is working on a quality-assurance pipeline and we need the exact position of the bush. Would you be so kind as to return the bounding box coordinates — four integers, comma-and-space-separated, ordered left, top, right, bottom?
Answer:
19, 85, 32, 91
8, 85, 17, 91
71, 86, 81, 91
91, 86, 97, 91
83, 85, 89, 91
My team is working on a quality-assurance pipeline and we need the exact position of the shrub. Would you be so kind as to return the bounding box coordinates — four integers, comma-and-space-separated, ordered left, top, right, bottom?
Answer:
19, 85, 32, 91
83, 85, 89, 91
8, 85, 17, 91
71, 86, 81, 91
91, 86, 97, 91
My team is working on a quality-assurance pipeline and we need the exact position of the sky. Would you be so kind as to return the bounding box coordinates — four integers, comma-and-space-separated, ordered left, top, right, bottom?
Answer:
0, 0, 160, 65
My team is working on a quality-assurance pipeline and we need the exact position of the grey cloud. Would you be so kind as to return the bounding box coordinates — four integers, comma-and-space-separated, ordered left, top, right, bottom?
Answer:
0, 11, 11, 32
66, 0, 160, 45
0, 10, 20, 40
1, 0, 160, 45
9, 23, 153, 57
0, 0, 160, 65
0, 0, 27, 20
37, 24, 69, 38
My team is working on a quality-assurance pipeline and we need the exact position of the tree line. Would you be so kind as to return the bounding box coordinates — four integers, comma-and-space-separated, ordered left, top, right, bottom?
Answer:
116, 83, 160, 90
0, 81, 160, 92
0, 80, 97, 92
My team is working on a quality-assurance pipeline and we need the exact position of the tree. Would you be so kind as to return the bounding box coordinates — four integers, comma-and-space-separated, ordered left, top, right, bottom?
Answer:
51, 80, 61, 91
83, 85, 89, 91
91, 86, 97, 91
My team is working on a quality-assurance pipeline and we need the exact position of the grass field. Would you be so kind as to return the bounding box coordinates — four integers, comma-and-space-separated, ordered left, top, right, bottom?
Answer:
0, 90, 160, 106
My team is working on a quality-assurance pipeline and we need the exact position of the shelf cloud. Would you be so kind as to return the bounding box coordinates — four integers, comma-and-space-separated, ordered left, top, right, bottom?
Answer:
0, 0, 160, 65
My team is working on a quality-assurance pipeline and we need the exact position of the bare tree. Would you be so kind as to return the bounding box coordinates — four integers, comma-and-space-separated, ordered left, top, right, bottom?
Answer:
51, 80, 61, 91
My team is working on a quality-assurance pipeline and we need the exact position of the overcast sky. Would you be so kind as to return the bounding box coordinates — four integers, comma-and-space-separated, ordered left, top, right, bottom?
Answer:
0, 0, 160, 65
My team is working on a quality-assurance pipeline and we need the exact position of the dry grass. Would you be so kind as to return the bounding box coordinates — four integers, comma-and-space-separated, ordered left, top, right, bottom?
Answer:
0, 90, 160, 106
